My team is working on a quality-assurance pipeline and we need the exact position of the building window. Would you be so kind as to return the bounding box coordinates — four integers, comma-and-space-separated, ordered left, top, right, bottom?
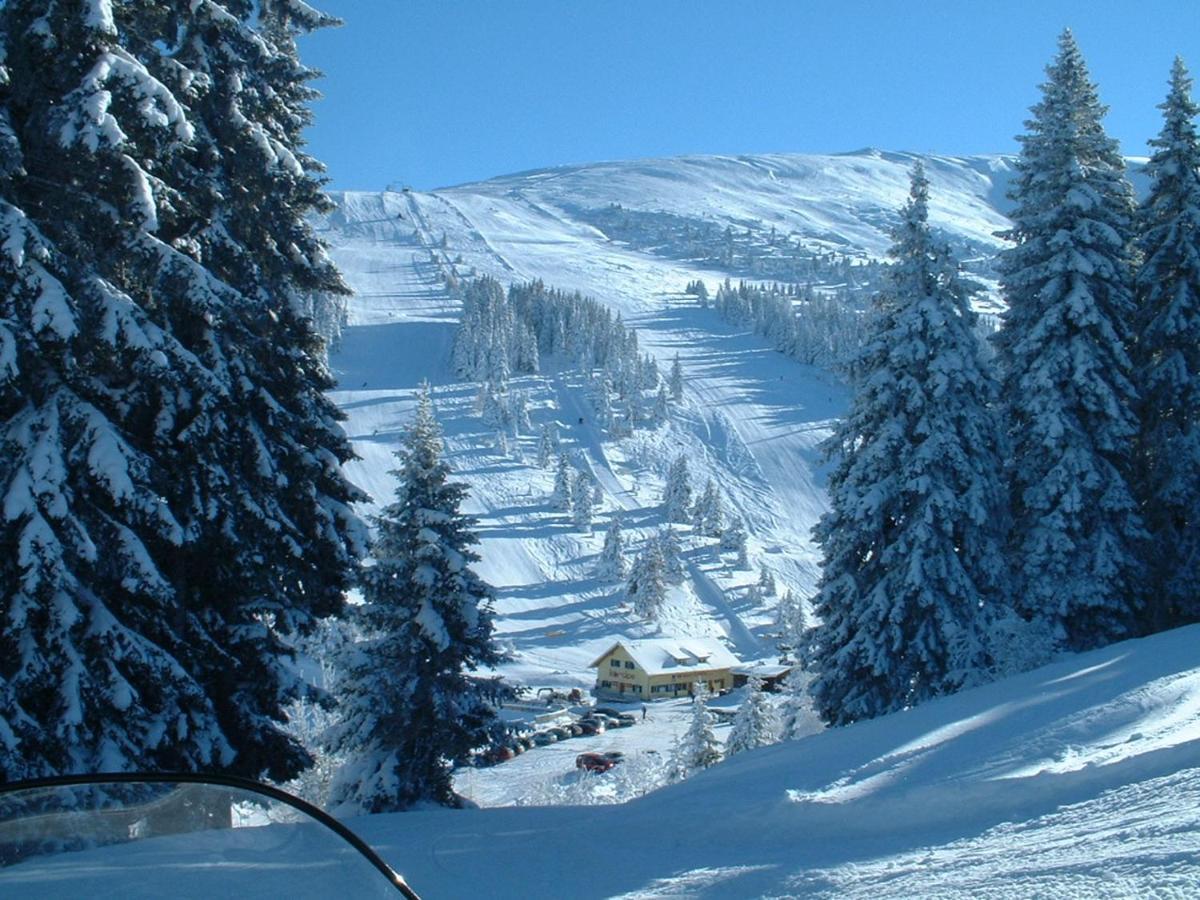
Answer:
632, 684, 642, 692
610, 659, 620, 668
624, 661, 635, 670
601, 680, 612, 688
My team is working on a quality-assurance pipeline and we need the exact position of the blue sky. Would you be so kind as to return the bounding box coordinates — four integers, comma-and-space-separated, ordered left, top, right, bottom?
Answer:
299, 1, 1200, 191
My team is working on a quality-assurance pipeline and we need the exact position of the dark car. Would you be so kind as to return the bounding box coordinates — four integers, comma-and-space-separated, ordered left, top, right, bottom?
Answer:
575, 752, 624, 773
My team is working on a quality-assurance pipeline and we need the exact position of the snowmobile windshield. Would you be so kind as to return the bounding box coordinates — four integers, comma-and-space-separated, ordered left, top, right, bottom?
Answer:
0, 773, 419, 899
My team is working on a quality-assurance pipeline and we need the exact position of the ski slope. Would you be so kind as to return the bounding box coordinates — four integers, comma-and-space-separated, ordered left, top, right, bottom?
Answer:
319, 150, 1019, 696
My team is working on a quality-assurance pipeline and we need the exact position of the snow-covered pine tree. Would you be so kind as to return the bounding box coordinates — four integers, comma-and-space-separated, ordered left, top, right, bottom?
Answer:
626, 542, 667, 620
652, 383, 670, 426
758, 564, 777, 597
693, 479, 724, 537
725, 677, 779, 756
662, 455, 693, 523
552, 454, 574, 512
678, 687, 722, 771
537, 424, 556, 468
995, 31, 1145, 650
657, 527, 684, 584
775, 589, 807, 649
721, 517, 749, 561
806, 164, 1008, 727
778, 667, 820, 741
572, 470, 594, 531
1134, 58, 1200, 629
669, 353, 684, 403
597, 518, 627, 579
0, 0, 364, 781
328, 388, 500, 812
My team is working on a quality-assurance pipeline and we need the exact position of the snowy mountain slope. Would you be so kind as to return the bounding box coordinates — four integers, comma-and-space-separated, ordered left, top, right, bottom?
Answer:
317, 150, 1017, 682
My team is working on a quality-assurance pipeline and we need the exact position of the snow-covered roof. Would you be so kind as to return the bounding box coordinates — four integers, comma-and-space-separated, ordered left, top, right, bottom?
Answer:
732, 663, 793, 679
589, 638, 741, 676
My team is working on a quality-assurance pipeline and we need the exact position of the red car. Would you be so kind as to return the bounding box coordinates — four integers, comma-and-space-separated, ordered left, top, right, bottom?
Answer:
575, 752, 624, 773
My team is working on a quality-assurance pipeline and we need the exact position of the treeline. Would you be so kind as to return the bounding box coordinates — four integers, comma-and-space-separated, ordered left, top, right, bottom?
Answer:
701, 279, 866, 368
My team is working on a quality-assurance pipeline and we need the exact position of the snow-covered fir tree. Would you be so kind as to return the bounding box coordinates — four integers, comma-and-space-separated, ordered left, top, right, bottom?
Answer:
552, 454, 574, 512
652, 383, 671, 425
677, 687, 722, 771
807, 164, 1009, 726
725, 678, 780, 756
758, 564, 777, 597
572, 470, 595, 531
1134, 57, 1200, 629
627, 542, 667, 620
721, 517, 750, 566
775, 589, 807, 649
658, 527, 684, 584
597, 518, 627, 580
692, 479, 725, 537
669, 353, 684, 403
662, 455, 693, 523
0, 0, 364, 781
327, 388, 500, 812
994, 31, 1145, 650
537, 423, 557, 468
778, 667, 820, 741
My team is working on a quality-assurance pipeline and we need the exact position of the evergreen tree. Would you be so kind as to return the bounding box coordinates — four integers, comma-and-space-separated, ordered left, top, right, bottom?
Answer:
572, 470, 594, 531
652, 383, 670, 426
662, 455, 693, 523
775, 589, 807, 649
627, 542, 667, 620
536, 424, 556, 468
597, 518, 627, 580
995, 31, 1145, 650
552, 454, 574, 512
678, 688, 722, 771
669, 353, 684, 403
658, 526, 684, 584
0, 0, 363, 781
778, 667, 819, 741
721, 517, 749, 563
807, 164, 1008, 726
693, 479, 725, 537
328, 389, 499, 812
758, 564, 777, 597
1134, 58, 1200, 628
726, 678, 779, 755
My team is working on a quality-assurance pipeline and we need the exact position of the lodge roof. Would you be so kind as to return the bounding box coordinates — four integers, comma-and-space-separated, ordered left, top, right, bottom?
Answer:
588, 637, 741, 676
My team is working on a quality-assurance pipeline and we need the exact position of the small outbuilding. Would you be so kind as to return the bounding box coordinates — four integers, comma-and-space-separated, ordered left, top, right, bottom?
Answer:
731, 663, 794, 692
589, 637, 741, 700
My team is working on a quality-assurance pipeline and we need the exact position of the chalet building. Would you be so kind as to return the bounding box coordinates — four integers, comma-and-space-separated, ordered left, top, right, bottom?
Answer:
589, 638, 741, 700
731, 663, 794, 692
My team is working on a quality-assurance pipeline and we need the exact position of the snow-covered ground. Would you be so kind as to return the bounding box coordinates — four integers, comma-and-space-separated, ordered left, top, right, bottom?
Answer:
5, 624, 1198, 897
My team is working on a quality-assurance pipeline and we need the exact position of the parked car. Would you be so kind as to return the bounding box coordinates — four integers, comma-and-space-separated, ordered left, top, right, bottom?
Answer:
533, 732, 557, 746
577, 719, 603, 736
575, 752, 624, 773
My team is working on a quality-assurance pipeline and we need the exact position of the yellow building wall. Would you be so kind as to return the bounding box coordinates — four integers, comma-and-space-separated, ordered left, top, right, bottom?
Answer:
594, 646, 650, 698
